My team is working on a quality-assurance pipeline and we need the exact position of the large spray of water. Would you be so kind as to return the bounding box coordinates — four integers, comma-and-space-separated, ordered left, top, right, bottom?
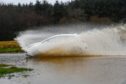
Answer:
15, 24, 126, 56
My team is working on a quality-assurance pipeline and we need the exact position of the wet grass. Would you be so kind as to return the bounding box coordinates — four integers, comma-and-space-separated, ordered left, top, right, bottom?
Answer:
0, 64, 10, 67
0, 41, 23, 53
0, 64, 32, 77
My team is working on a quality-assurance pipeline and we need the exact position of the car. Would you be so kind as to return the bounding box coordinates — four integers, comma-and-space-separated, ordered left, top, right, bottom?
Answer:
26, 34, 79, 56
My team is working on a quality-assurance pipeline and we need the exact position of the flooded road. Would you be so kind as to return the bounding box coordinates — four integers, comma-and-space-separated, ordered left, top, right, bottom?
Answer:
0, 53, 126, 84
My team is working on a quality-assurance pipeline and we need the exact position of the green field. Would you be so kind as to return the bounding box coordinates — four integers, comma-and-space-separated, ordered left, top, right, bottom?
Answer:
0, 41, 23, 53
0, 64, 32, 77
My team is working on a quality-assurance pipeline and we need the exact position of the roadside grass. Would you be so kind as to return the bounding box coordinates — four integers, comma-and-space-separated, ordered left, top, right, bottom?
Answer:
0, 64, 32, 77
0, 41, 23, 53
0, 41, 32, 77
0, 64, 10, 67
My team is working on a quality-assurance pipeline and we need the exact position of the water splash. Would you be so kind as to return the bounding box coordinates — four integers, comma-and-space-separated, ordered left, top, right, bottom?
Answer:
15, 24, 126, 56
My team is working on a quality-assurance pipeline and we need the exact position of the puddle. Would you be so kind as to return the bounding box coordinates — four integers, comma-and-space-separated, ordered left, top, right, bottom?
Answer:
0, 53, 126, 84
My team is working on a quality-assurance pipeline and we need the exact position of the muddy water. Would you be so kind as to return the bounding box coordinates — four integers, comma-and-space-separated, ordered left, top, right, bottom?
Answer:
0, 54, 126, 84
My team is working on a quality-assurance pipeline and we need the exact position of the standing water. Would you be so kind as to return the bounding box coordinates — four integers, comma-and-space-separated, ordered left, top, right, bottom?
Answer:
0, 54, 126, 84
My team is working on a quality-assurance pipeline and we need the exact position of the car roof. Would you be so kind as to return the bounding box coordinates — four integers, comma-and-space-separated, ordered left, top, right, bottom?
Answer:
40, 34, 78, 43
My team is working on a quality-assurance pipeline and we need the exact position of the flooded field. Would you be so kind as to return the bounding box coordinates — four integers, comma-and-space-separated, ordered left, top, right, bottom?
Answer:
0, 53, 126, 84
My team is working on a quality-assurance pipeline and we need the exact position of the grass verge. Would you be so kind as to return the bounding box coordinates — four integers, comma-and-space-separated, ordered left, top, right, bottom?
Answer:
0, 41, 23, 53
0, 64, 32, 77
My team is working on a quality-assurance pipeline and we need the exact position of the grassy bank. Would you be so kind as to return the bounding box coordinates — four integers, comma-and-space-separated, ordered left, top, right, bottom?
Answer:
0, 41, 23, 53
0, 64, 32, 77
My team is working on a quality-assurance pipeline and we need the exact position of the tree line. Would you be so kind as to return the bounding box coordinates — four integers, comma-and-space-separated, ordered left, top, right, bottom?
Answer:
0, 0, 126, 40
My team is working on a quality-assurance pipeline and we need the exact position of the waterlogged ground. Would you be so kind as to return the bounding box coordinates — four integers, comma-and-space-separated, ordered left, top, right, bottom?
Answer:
0, 54, 126, 84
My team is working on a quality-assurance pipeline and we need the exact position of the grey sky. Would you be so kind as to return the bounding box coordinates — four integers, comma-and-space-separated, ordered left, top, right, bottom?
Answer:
1, 0, 71, 4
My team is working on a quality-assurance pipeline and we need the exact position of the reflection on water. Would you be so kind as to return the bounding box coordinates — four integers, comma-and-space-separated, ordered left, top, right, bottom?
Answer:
0, 54, 126, 84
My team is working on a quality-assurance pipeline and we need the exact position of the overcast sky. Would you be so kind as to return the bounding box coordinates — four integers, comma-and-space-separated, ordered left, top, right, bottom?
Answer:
1, 0, 71, 4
